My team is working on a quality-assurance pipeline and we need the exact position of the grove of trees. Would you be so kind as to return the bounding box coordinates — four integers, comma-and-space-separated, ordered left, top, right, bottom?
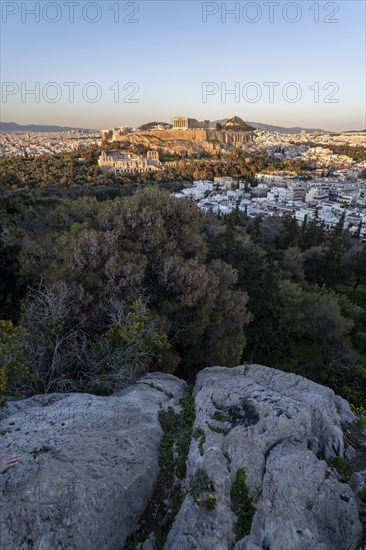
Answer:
1, 184, 365, 406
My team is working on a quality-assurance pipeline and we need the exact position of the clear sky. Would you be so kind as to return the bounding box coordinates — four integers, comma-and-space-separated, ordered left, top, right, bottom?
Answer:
1, 0, 365, 131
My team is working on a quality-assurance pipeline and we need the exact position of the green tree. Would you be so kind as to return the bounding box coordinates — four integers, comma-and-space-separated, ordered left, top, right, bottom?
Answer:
322, 212, 347, 286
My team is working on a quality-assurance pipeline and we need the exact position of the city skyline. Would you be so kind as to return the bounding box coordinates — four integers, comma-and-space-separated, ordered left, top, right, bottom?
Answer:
1, 1, 365, 131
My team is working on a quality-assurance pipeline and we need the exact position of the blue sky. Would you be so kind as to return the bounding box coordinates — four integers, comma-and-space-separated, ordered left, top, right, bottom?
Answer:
1, 0, 365, 131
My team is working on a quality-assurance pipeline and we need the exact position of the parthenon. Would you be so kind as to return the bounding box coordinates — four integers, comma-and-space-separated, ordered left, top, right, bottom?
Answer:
172, 117, 210, 130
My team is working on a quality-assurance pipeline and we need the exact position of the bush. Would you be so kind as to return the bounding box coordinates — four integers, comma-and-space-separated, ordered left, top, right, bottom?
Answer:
18, 283, 86, 394
12, 285, 168, 397
88, 298, 169, 392
0, 320, 28, 401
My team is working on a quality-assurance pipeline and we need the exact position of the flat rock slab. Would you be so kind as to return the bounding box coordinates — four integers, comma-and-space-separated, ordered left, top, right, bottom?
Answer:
165, 365, 362, 550
0, 373, 187, 550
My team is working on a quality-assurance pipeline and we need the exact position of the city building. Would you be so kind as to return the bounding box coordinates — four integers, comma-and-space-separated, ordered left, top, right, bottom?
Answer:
214, 177, 238, 189
98, 150, 162, 174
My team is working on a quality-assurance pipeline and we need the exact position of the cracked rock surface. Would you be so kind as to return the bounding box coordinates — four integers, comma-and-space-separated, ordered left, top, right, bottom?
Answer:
165, 365, 363, 550
0, 366, 363, 550
0, 373, 188, 550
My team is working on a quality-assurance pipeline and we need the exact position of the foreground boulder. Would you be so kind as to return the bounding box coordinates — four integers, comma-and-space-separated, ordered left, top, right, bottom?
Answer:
1, 365, 364, 550
0, 373, 188, 550
166, 365, 363, 550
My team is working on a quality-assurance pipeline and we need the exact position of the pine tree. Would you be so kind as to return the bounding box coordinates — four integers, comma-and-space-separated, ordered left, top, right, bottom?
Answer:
323, 212, 347, 286
299, 215, 308, 250
283, 214, 299, 247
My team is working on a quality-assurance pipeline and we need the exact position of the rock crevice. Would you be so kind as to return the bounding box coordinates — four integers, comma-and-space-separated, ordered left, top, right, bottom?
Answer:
0, 366, 364, 550
165, 365, 363, 550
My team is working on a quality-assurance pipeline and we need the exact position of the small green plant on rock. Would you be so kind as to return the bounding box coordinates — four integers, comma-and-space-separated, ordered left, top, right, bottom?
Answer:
213, 410, 232, 423
154, 487, 185, 549
157, 394, 196, 480
231, 468, 256, 540
343, 405, 366, 450
31, 446, 51, 459
148, 382, 173, 399
351, 404, 366, 421
189, 469, 216, 510
208, 423, 230, 435
328, 456, 353, 482
193, 427, 206, 456
124, 531, 143, 549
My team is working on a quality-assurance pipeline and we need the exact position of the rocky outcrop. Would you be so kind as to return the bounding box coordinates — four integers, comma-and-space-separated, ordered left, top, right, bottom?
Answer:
0, 373, 188, 550
1, 365, 364, 550
111, 127, 253, 156
165, 365, 363, 550
224, 116, 255, 132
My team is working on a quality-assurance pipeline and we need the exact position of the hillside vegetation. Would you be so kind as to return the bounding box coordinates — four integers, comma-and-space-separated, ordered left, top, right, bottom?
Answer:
0, 185, 365, 405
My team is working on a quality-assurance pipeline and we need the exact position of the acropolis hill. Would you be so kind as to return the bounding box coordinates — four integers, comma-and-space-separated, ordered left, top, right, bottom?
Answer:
102, 116, 254, 155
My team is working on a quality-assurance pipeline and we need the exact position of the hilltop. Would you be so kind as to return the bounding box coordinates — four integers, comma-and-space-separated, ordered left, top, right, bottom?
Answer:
222, 116, 255, 132
211, 119, 327, 134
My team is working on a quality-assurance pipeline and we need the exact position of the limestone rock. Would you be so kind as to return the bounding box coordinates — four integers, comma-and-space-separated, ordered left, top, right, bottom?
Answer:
0, 373, 188, 550
1, 365, 363, 550
165, 365, 362, 550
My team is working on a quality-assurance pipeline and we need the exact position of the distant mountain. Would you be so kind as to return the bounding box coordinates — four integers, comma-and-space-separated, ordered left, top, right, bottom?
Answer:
0, 122, 92, 133
139, 121, 172, 131
210, 119, 327, 134
247, 121, 328, 134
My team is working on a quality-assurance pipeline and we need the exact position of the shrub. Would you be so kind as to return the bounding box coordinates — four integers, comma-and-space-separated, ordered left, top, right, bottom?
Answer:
88, 298, 169, 392
18, 283, 86, 394
0, 319, 28, 401
16, 284, 168, 396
